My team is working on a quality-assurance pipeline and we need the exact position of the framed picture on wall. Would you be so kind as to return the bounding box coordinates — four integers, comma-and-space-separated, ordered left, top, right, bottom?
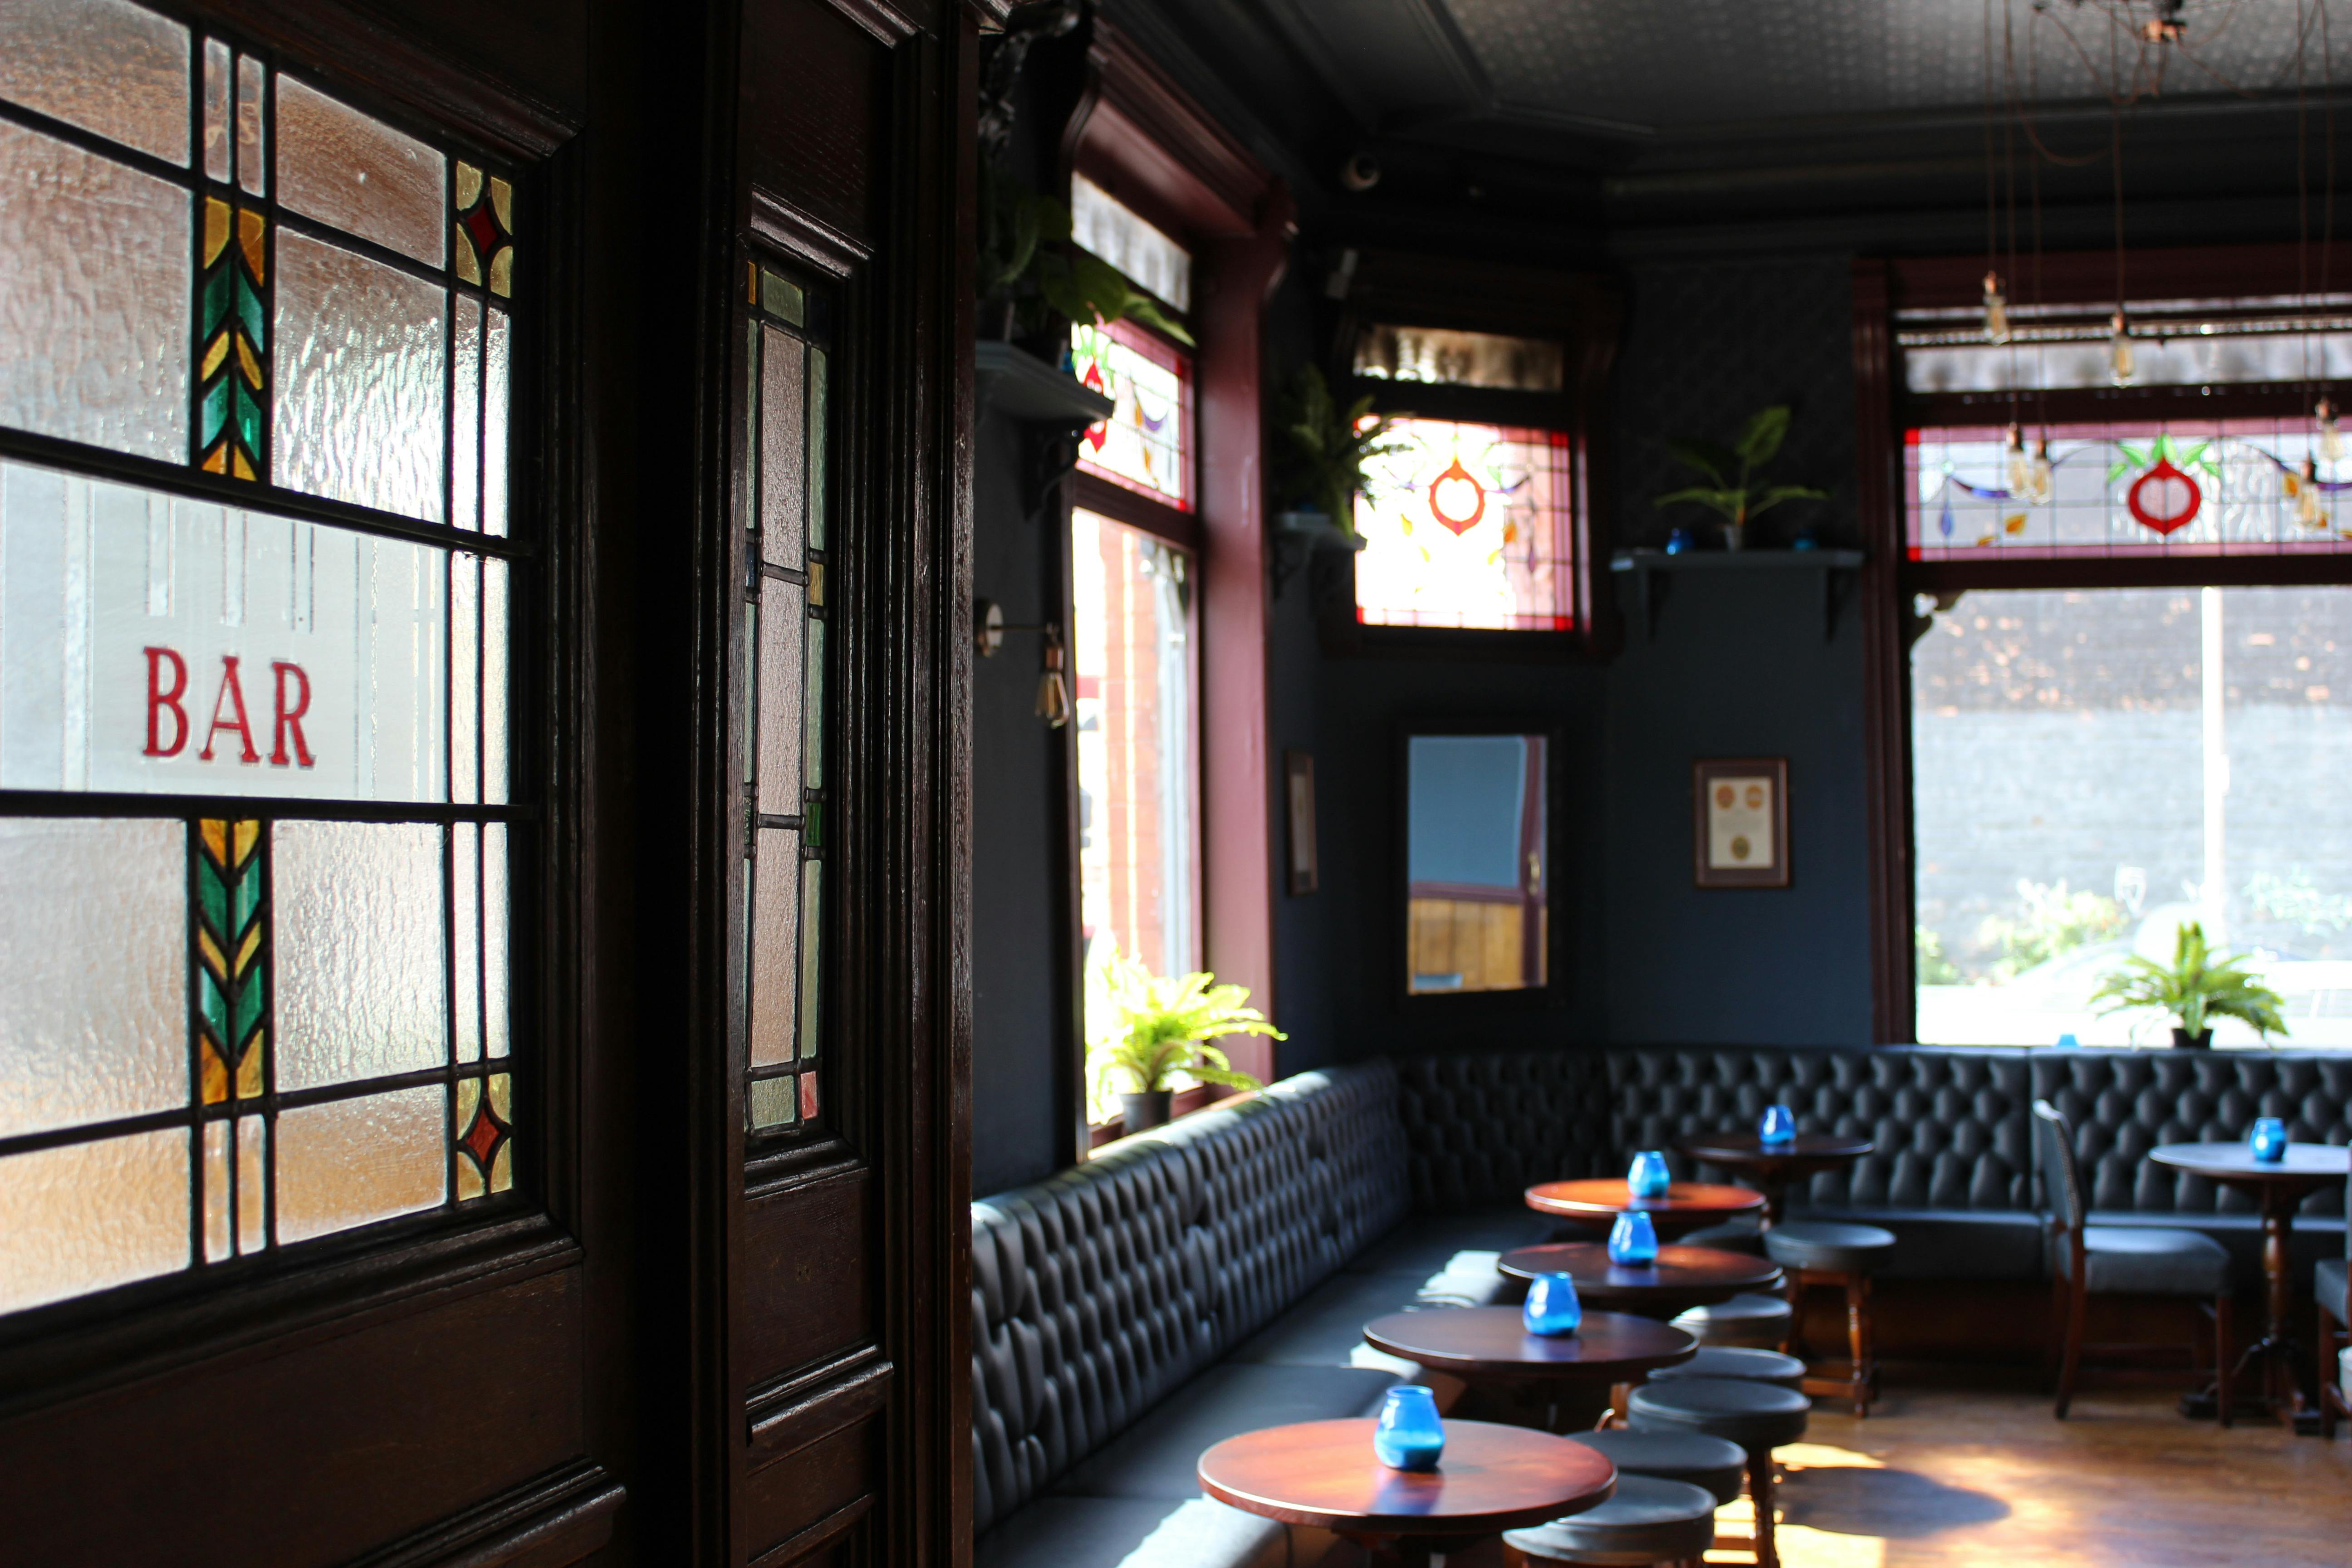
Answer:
1285, 750, 1318, 894
1694, 758, 1789, 888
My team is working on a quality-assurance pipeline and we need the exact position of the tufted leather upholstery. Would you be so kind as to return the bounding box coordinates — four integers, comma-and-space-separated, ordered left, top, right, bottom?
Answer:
1396, 1049, 1612, 1207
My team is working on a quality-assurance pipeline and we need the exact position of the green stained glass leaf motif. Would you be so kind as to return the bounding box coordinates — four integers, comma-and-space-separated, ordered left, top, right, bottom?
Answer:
232, 380, 260, 456
198, 967, 228, 1044
203, 265, 230, 335
196, 852, 227, 935
231, 970, 265, 1042
234, 272, 264, 350
200, 379, 226, 445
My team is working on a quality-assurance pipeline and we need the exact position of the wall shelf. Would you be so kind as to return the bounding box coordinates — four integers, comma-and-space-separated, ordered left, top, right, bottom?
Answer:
975, 341, 1114, 427
1610, 547, 1867, 643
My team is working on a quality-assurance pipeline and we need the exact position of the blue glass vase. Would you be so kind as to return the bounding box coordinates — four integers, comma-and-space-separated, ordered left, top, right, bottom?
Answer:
1759, 1104, 1797, 1149
2250, 1117, 2288, 1163
1523, 1273, 1582, 1337
1372, 1385, 1445, 1471
1627, 1149, 1671, 1200
1608, 1210, 1659, 1266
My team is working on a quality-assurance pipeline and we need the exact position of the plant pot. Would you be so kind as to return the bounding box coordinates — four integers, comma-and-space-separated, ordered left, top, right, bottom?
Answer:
1721, 524, 1746, 552
1119, 1091, 1174, 1136
2171, 1026, 2214, 1050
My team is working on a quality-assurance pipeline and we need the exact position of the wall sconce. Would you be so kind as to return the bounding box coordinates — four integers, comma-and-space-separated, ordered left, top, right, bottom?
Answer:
975, 598, 1070, 728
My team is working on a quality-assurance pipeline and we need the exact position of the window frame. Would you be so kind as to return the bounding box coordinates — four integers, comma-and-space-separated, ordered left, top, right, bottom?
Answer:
1858, 247, 2352, 1042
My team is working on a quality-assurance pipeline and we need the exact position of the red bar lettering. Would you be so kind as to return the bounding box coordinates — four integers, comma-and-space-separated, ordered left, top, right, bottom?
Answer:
270, 661, 314, 768
143, 647, 188, 757
198, 656, 260, 764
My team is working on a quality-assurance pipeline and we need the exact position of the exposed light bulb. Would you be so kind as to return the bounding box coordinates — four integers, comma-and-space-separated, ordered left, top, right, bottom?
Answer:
2300, 456, 2326, 529
1983, 271, 2010, 345
2109, 311, 2136, 386
2029, 438, 2054, 503
2004, 423, 2031, 494
2321, 397, 2343, 464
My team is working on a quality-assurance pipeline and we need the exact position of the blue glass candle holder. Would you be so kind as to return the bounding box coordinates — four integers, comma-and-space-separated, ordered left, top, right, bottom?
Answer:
1372, 1385, 1445, 1471
1627, 1149, 1671, 1200
1759, 1104, 1797, 1149
1607, 1210, 1659, 1266
1523, 1273, 1583, 1338
2250, 1117, 2288, 1163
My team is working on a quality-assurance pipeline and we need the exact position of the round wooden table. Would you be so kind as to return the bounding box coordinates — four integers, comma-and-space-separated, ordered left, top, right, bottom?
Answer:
1673, 1130, 1875, 1225
2148, 1141, 2350, 1433
1363, 1307, 1696, 1431
1496, 1241, 1785, 1317
1198, 1417, 1617, 1567
1524, 1179, 1766, 1240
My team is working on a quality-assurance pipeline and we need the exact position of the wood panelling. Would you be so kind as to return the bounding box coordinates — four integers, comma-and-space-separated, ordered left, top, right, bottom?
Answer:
741, 1167, 876, 1394
0, 1269, 583, 1567
743, 1414, 881, 1563
742, 0, 884, 247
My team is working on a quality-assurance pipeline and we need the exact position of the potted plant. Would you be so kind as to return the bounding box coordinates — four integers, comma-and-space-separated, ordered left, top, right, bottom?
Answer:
1652, 404, 1826, 550
977, 157, 1191, 344
1088, 948, 1282, 1135
1274, 365, 1407, 549
2088, 921, 2288, 1049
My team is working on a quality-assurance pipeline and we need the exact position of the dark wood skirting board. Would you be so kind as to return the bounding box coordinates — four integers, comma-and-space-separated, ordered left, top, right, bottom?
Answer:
343, 1462, 624, 1568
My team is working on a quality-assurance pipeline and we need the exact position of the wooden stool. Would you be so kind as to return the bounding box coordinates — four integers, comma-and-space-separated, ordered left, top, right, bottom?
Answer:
1503, 1476, 1719, 1567
1764, 1220, 1895, 1416
1627, 1377, 1809, 1568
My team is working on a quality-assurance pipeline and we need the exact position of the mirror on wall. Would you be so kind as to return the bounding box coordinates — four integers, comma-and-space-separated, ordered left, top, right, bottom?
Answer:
1405, 732, 1549, 995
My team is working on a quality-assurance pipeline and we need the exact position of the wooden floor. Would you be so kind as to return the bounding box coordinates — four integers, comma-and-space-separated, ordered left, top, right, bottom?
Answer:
1735, 1384, 2352, 1567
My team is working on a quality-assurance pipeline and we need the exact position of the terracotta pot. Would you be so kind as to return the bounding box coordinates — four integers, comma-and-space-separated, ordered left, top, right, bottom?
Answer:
1119, 1090, 1174, 1136
2171, 1026, 2214, 1049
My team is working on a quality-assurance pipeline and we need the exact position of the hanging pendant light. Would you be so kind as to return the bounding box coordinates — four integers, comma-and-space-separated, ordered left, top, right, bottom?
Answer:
2029, 438, 2054, 503
2109, 311, 2136, 386
2320, 397, 2343, 464
2004, 423, 2031, 494
1984, 271, 2011, 345
2299, 456, 2327, 529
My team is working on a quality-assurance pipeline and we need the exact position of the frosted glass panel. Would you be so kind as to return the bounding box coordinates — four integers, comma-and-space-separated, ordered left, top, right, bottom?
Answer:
484, 556, 509, 803
0, 120, 189, 462
0, 0, 190, 167
0, 458, 450, 801
453, 822, 481, 1062
274, 820, 446, 1091
273, 228, 448, 522
236, 1113, 264, 1253
751, 827, 800, 1067
0, 818, 184, 1138
234, 51, 262, 196
804, 617, 826, 790
798, 858, 822, 1058
202, 1119, 229, 1262
760, 326, 805, 567
808, 348, 829, 549
450, 553, 480, 804
750, 1077, 798, 1130
451, 295, 482, 531
201, 38, 229, 182
274, 1084, 445, 1242
274, 75, 446, 268
758, 579, 804, 817
484, 308, 511, 537
0, 1129, 188, 1314
484, 822, 509, 1058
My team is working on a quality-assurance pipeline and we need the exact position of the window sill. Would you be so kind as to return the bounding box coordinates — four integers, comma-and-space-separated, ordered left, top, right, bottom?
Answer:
1083, 1083, 1255, 1155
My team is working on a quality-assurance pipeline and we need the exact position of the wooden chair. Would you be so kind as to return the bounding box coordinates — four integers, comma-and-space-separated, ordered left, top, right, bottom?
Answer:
2031, 1100, 2234, 1421
2318, 1168, 2348, 1437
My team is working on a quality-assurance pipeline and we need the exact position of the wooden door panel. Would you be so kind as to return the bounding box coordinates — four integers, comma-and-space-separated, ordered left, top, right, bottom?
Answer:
741, 1169, 875, 1382
744, 1414, 881, 1565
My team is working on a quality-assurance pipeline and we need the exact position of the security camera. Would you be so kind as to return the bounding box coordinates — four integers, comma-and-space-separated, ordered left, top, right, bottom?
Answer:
1340, 153, 1381, 192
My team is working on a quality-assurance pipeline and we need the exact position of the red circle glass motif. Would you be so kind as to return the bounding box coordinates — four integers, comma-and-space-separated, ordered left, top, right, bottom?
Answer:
2126, 458, 2201, 535
1428, 457, 1486, 534
1082, 362, 1109, 452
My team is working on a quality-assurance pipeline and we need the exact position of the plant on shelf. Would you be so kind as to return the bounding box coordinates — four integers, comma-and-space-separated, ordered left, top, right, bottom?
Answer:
1274, 365, 1408, 546
1652, 404, 1826, 549
2088, 921, 2288, 1048
1087, 946, 1280, 1135
976, 157, 1191, 344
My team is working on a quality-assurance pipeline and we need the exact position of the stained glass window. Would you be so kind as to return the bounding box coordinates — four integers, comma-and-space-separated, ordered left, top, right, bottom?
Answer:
0, 0, 524, 1317
742, 262, 828, 1135
1352, 419, 1576, 630
1071, 175, 1189, 312
1073, 319, 1190, 511
1353, 325, 1563, 393
1908, 421, 2352, 562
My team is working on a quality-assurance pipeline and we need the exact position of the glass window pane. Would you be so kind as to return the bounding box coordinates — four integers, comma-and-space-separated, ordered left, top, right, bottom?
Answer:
0, 817, 185, 1138
803, 616, 826, 792
1070, 174, 1190, 312
0, 0, 190, 167
0, 120, 189, 463
1072, 321, 1189, 509
483, 307, 511, 537
453, 821, 481, 1063
483, 822, 509, 1060
450, 552, 480, 804
274, 820, 447, 1090
272, 227, 448, 523
451, 294, 482, 530
807, 346, 828, 550
1353, 419, 1576, 631
760, 325, 805, 568
750, 827, 800, 1068
235, 1112, 264, 1253
0, 458, 451, 802
483, 555, 510, 804
750, 1075, 798, 1130
234, 51, 262, 196
202, 1118, 230, 1262
274, 1083, 445, 1243
1915, 586, 2352, 1047
0, 1128, 189, 1314
273, 74, 446, 268
798, 858, 821, 1060
201, 37, 229, 182
758, 579, 805, 816
1354, 324, 1563, 392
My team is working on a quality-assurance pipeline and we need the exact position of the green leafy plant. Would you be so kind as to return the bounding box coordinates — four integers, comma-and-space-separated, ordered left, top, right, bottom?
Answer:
1276, 366, 1408, 539
1979, 879, 2127, 984
1087, 947, 1282, 1099
976, 158, 1191, 343
1652, 405, 1826, 537
2089, 921, 2289, 1042
1916, 927, 1963, 985
2243, 868, 2352, 939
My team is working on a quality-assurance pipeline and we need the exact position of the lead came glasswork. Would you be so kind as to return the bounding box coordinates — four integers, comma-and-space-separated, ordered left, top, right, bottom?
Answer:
761, 325, 805, 567
234, 50, 263, 196
483, 308, 511, 536
0, 1128, 190, 1314
0, 0, 190, 167
750, 827, 801, 1068
0, 121, 190, 463
758, 580, 805, 816
451, 295, 482, 530
273, 821, 446, 1092
201, 38, 230, 182
273, 75, 445, 268
273, 1083, 445, 1243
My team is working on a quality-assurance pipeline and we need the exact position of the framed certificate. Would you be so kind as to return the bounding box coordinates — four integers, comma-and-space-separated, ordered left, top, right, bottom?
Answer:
1694, 758, 1789, 888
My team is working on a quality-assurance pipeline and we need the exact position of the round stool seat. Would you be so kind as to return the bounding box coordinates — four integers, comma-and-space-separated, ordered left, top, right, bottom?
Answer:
1676, 1219, 1764, 1255
1629, 1375, 1811, 1451
1671, 1291, 1792, 1348
1566, 1428, 1747, 1505
1503, 1476, 1719, 1566
1764, 1220, 1896, 1273
1647, 1344, 1807, 1390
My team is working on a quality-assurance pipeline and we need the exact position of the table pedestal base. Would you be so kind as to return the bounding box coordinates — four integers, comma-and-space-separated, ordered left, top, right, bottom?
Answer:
2178, 1331, 2323, 1433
